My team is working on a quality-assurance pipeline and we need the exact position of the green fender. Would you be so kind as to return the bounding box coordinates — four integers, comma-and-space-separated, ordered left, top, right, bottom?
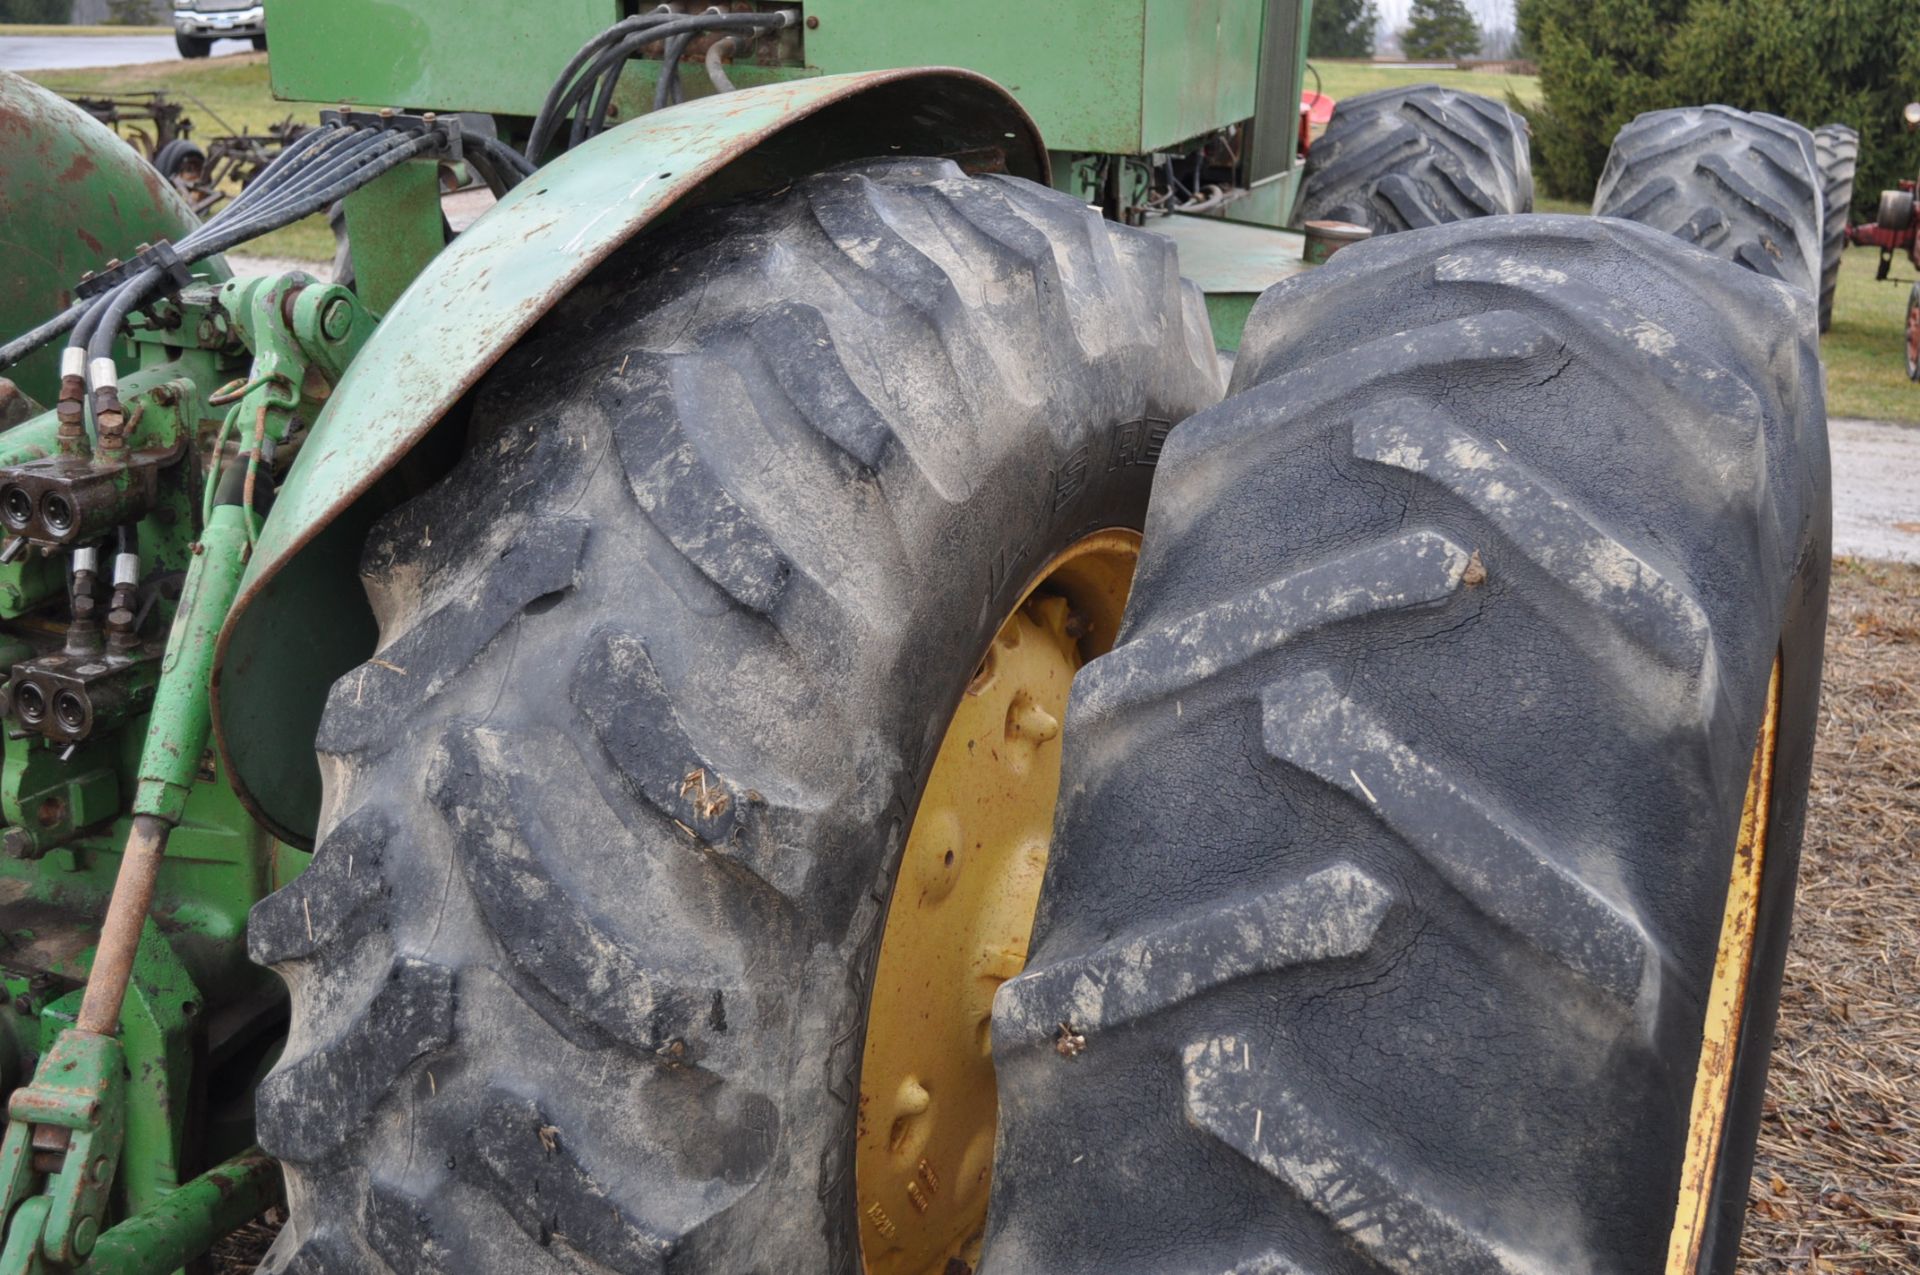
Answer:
0, 71, 221, 406
213, 67, 1047, 845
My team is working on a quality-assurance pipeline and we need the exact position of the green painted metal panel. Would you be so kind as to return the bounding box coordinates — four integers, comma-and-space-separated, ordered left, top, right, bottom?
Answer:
214, 69, 1047, 843
267, 0, 1278, 154
804, 0, 1151, 153
267, 0, 625, 112
340, 160, 445, 316
1140, 0, 1262, 152
1152, 213, 1311, 350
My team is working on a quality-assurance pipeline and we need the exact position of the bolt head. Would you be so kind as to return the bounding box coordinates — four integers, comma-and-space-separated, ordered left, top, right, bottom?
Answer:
72, 1214, 97, 1257
320, 297, 354, 341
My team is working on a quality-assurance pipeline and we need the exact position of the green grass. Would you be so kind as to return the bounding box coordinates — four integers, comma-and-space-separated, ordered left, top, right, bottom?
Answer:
0, 24, 170, 36
1825, 245, 1920, 424
25, 53, 335, 262
1308, 59, 1541, 110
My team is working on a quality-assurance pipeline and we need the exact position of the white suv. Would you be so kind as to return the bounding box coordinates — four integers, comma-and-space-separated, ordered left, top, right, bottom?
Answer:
172, 0, 266, 59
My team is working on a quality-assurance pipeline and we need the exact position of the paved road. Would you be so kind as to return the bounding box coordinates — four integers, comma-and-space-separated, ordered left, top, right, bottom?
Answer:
1831, 417, 1920, 563
0, 35, 254, 72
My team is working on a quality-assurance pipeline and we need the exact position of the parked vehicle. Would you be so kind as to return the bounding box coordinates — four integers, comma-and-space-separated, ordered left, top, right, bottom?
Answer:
172, 0, 266, 60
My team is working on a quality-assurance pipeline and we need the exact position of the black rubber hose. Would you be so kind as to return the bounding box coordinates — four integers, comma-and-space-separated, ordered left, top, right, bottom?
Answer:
464, 129, 534, 180
85, 268, 164, 364
526, 11, 674, 161
217, 122, 344, 218
461, 143, 510, 198
194, 134, 437, 254
531, 12, 788, 160
202, 129, 400, 235
651, 31, 699, 112
0, 301, 89, 371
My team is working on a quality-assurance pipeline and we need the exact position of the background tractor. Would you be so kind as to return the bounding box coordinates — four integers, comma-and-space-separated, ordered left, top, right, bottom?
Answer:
0, 4, 1829, 1274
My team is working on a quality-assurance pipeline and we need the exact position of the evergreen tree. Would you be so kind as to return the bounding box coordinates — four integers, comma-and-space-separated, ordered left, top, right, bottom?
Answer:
1403, 0, 1482, 61
1310, 0, 1378, 59
1520, 0, 1920, 214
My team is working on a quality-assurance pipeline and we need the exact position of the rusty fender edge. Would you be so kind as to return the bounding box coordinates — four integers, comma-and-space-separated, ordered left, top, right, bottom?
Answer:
212, 68, 1047, 846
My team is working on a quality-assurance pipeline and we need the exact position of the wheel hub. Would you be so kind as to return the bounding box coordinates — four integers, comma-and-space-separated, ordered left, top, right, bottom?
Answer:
856, 530, 1138, 1275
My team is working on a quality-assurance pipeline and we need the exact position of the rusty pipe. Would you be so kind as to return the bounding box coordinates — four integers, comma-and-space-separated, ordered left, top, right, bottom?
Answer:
74, 813, 171, 1035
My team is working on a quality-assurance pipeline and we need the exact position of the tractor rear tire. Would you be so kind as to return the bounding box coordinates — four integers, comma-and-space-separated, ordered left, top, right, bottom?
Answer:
980, 215, 1828, 1275
1297, 84, 1533, 234
1815, 123, 1859, 332
248, 157, 1223, 1273
1594, 105, 1823, 299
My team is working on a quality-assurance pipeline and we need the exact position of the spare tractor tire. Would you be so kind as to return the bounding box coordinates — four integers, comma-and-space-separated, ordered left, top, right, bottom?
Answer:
1814, 123, 1859, 331
248, 157, 1224, 1274
1297, 83, 1533, 234
981, 215, 1828, 1275
1594, 105, 1823, 298
152, 138, 206, 185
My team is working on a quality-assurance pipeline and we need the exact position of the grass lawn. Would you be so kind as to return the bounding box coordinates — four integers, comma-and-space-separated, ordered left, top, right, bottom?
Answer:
25, 52, 335, 261
1309, 59, 1541, 109
0, 24, 170, 36
1824, 244, 1920, 424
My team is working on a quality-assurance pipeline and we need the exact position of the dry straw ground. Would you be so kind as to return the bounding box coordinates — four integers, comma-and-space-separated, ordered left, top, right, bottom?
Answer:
1742, 558, 1920, 1273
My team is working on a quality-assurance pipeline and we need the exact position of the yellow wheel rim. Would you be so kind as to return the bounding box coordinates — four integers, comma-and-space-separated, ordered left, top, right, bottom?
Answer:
1667, 657, 1782, 1272
856, 529, 1140, 1275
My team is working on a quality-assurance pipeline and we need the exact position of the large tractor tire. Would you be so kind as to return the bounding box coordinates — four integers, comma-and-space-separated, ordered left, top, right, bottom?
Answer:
248, 158, 1224, 1273
982, 216, 1828, 1275
1594, 105, 1823, 299
1814, 123, 1859, 331
1297, 84, 1533, 234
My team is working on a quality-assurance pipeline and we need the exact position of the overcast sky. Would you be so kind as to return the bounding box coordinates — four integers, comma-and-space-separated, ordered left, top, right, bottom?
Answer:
1375, 0, 1517, 37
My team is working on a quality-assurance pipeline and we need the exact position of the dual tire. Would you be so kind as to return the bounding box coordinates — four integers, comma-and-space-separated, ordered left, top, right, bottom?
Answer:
254, 166, 1826, 1272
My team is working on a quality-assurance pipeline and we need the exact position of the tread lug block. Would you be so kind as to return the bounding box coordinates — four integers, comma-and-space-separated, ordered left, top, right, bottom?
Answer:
257, 957, 455, 1166
248, 804, 394, 967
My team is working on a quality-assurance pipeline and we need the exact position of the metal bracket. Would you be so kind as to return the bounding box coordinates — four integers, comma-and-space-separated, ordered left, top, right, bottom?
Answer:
317, 107, 462, 162
0, 1029, 126, 1272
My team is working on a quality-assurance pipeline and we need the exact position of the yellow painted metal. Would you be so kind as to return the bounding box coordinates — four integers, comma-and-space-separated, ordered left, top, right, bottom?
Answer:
1666, 657, 1782, 1273
857, 530, 1140, 1275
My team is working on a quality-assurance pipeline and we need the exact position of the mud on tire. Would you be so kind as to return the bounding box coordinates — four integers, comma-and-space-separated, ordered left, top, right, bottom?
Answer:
248, 158, 1223, 1273
1297, 83, 1533, 234
981, 215, 1828, 1275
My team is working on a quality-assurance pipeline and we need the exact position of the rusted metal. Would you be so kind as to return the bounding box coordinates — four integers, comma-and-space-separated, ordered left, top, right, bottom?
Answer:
0, 72, 218, 406
213, 67, 1048, 845
73, 814, 170, 1036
